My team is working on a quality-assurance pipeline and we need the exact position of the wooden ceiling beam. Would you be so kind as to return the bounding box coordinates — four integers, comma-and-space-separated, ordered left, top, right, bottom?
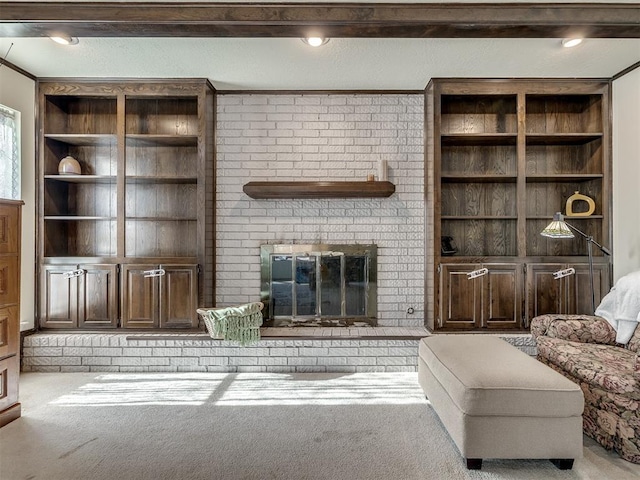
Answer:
0, 2, 639, 38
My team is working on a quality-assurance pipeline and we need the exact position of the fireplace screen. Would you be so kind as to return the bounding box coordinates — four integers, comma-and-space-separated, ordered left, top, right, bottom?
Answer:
260, 244, 377, 326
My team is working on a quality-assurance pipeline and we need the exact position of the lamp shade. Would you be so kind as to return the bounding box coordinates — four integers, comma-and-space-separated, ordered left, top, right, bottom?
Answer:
540, 212, 575, 239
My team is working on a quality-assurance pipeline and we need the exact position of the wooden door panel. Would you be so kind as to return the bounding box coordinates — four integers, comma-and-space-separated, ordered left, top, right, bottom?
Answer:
0, 306, 18, 360
567, 263, 610, 315
0, 257, 19, 307
40, 265, 78, 328
78, 265, 118, 328
482, 264, 521, 329
121, 265, 158, 328
440, 264, 480, 329
0, 356, 19, 412
0, 204, 19, 255
160, 265, 198, 328
526, 263, 567, 322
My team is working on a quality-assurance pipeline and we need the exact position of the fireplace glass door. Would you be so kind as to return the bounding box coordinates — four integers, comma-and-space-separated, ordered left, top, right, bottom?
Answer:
261, 244, 377, 326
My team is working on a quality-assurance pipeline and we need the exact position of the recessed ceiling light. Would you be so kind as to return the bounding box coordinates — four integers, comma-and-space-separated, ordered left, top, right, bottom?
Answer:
561, 38, 583, 48
50, 36, 79, 46
301, 37, 329, 47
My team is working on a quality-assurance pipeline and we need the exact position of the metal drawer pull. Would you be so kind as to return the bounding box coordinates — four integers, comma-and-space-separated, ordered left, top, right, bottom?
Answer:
467, 268, 488, 279
553, 267, 575, 279
63, 269, 85, 279
144, 269, 166, 278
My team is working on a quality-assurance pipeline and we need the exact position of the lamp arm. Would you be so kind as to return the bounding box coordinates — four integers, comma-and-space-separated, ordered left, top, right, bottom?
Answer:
565, 222, 611, 256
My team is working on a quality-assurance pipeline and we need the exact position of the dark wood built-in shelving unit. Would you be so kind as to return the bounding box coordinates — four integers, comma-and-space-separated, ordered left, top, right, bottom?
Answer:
426, 79, 612, 333
243, 181, 396, 199
37, 80, 216, 330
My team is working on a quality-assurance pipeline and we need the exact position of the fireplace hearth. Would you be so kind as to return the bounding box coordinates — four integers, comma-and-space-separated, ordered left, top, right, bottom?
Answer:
260, 244, 377, 327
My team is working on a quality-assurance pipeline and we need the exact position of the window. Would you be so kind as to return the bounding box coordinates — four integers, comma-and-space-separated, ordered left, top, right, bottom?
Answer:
0, 104, 20, 199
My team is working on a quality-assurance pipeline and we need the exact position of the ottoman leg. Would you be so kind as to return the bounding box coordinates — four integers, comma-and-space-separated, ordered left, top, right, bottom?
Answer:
550, 459, 574, 470
466, 458, 482, 470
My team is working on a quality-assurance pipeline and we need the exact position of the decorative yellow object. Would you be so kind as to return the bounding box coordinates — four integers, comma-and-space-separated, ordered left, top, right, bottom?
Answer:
565, 191, 595, 217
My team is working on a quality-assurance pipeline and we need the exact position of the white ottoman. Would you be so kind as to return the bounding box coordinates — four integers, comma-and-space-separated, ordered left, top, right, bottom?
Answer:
418, 335, 584, 470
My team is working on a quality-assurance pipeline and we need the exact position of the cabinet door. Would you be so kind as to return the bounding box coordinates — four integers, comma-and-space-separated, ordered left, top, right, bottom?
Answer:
0, 257, 19, 307
0, 203, 20, 255
0, 355, 19, 413
40, 265, 78, 328
526, 263, 568, 323
160, 265, 198, 328
121, 265, 159, 328
439, 264, 481, 329
566, 263, 610, 315
526, 262, 611, 322
481, 263, 522, 329
0, 306, 18, 360
78, 265, 118, 328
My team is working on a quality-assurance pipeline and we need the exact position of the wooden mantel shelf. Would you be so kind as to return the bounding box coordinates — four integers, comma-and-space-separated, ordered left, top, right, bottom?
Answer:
243, 181, 395, 199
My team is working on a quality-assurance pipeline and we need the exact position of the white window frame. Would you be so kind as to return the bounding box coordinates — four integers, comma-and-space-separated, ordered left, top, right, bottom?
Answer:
0, 103, 21, 200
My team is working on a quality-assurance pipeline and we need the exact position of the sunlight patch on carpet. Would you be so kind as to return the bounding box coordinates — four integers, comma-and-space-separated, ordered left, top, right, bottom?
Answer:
47, 373, 426, 407
215, 373, 426, 406
49, 373, 227, 406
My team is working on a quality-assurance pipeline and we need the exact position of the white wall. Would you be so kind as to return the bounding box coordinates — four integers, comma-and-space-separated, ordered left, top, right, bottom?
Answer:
0, 66, 36, 330
216, 94, 424, 327
612, 67, 640, 281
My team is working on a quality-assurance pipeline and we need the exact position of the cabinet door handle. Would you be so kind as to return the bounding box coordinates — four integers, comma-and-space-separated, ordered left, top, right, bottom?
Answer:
143, 269, 166, 278
553, 267, 575, 279
63, 269, 85, 279
467, 268, 488, 279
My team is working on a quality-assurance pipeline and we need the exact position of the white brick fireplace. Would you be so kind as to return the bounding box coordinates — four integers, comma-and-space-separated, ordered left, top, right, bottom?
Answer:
216, 93, 425, 327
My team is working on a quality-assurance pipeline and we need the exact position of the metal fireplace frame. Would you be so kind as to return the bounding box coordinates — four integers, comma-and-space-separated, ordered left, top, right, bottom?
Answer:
260, 243, 377, 327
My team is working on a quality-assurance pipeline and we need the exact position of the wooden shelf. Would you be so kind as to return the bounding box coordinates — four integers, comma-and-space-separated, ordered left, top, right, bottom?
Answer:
441, 133, 517, 146
526, 174, 603, 183
527, 215, 604, 220
45, 174, 116, 183
126, 217, 197, 222
441, 174, 517, 183
525, 133, 603, 145
126, 134, 198, 146
44, 216, 116, 221
243, 181, 396, 199
126, 176, 198, 184
441, 215, 518, 220
44, 134, 116, 145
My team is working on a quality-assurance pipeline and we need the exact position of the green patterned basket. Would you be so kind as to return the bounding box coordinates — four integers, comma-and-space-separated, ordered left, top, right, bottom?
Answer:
197, 302, 264, 347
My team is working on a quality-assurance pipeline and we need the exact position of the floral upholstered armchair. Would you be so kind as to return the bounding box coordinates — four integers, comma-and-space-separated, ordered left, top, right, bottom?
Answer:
531, 314, 640, 463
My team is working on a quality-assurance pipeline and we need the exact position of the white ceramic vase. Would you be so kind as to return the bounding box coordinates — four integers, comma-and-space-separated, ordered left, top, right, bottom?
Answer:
58, 156, 81, 175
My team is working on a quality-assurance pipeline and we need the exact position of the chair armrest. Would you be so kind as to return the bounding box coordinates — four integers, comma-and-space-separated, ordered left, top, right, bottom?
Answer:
530, 314, 617, 345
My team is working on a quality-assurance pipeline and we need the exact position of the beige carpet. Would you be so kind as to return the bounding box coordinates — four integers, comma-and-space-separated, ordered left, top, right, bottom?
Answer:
1, 372, 639, 480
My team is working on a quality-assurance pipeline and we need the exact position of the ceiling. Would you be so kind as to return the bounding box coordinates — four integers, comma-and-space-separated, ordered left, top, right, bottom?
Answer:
1, 1, 639, 90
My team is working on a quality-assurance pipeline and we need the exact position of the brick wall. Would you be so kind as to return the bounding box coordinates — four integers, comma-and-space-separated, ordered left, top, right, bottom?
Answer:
22, 334, 421, 373
21, 333, 536, 373
216, 93, 425, 327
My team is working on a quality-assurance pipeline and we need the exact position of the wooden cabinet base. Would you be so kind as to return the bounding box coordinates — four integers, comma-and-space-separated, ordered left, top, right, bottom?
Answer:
0, 402, 21, 428
0, 200, 22, 428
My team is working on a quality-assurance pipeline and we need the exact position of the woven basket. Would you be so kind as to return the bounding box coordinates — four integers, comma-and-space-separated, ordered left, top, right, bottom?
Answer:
197, 302, 264, 346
